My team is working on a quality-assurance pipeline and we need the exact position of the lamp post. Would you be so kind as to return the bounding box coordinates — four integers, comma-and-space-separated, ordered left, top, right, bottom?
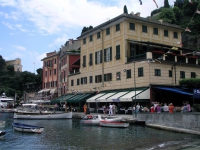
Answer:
133, 60, 137, 119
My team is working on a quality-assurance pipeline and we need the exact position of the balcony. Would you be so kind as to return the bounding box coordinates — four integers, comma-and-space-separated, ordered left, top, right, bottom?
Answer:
127, 53, 146, 63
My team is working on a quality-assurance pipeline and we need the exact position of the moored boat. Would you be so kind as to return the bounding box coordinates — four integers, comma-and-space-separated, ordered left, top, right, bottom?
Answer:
80, 115, 122, 126
0, 131, 6, 138
13, 111, 72, 119
12, 122, 44, 134
100, 121, 129, 128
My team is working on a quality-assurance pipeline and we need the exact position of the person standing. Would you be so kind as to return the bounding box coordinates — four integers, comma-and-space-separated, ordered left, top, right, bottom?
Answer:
163, 103, 169, 112
103, 105, 106, 115
169, 103, 174, 113
136, 103, 140, 113
112, 104, 116, 116
109, 103, 113, 116
83, 103, 87, 115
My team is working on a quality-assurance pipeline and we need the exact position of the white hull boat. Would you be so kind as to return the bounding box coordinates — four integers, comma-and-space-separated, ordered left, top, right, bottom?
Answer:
80, 115, 122, 126
12, 122, 44, 133
13, 111, 72, 119
100, 121, 129, 128
0, 131, 6, 138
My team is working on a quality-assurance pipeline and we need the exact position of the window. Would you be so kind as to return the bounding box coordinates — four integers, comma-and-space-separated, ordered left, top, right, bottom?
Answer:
155, 69, 161, 76
90, 76, 93, 83
116, 24, 120, 31
106, 28, 110, 35
49, 70, 52, 76
153, 28, 158, 35
81, 77, 87, 84
191, 72, 196, 78
104, 73, 112, 82
116, 45, 120, 60
95, 75, 102, 83
54, 81, 57, 87
54, 58, 56, 64
83, 38, 86, 44
129, 23, 135, 30
90, 35, 93, 42
71, 80, 74, 86
126, 69, 131, 78
169, 70, 172, 77
77, 79, 80, 85
89, 53, 93, 66
104, 47, 112, 62
164, 30, 168, 37
54, 69, 56, 75
97, 32, 100, 39
116, 72, 121, 80
180, 71, 185, 78
82, 55, 86, 67
174, 32, 178, 38
45, 71, 47, 77
138, 67, 143, 77
95, 50, 102, 64
142, 25, 147, 33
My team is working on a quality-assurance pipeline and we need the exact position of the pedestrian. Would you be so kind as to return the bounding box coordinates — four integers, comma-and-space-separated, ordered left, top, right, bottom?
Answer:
103, 105, 106, 115
169, 103, 174, 113
112, 104, 116, 116
109, 103, 113, 116
63, 103, 66, 112
163, 103, 169, 112
186, 101, 191, 112
83, 103, 87, 115
136, 103, 140, 113
156, 104, 161, 113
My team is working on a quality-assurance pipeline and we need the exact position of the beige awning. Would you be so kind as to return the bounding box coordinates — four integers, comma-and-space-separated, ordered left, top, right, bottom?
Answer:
38, 89, 50, 93
50, 89, 57, 94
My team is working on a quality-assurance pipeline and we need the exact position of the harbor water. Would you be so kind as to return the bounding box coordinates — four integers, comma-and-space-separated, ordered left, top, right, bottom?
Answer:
0, 113, 200, 150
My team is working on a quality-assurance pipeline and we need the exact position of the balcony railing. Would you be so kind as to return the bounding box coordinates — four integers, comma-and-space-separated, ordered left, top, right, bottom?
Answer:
127, 53, 146, 62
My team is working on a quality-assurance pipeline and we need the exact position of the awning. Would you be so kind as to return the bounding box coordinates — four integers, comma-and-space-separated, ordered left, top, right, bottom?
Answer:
67, 94, 92, 103
96, 92, 116, 102
119, 88, 150, 102
107, 92, 128, 102
38, 89, 50, 93
50, 89, 57, 94
153, 87, 193, 96
87, 93, 106, 102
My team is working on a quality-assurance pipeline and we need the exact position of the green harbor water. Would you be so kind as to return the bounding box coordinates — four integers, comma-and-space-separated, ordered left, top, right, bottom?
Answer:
0, 113, 200, 150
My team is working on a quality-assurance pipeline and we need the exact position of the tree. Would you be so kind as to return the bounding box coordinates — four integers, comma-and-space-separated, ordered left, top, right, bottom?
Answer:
7, 65, 14, 72
164, 0, 170, 8
81, 26, 93, 34
173, 6, 183, 25
0, 55, 6, 71
123, 5, 128, 14
156, 8, 176, 23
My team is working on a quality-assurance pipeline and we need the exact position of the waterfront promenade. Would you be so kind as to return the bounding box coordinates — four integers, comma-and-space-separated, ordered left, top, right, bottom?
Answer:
73, 111, 200, 136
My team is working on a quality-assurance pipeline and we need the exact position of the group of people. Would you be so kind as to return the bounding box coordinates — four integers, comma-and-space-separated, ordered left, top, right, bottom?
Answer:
102, 103, 117, 116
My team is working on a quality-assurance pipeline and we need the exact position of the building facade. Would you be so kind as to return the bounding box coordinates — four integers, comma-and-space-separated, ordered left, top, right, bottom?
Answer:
67, 12, 199, 108
6, 58, 22, 72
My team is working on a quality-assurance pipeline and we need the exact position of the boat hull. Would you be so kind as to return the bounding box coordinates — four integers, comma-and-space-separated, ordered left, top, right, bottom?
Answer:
100, 121, 129, 128
13, 112, 72, 119
12, 122, 44, 133
0, 131, 6, 138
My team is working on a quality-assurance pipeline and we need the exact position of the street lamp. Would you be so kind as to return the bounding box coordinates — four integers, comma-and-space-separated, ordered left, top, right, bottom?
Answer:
133, 60, 137, 119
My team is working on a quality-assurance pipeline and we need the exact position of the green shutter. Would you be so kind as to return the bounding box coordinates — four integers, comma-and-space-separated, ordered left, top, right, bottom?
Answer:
110, 47, 112, 60
100, 50, 102, 63
104, 49, 106, 62
95, 52, 97, 64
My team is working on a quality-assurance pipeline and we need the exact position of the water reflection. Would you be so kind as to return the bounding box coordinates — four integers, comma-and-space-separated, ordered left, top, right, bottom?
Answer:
0, 113, 200, 150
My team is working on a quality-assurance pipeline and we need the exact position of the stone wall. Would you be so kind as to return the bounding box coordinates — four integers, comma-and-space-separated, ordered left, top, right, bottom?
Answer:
137, 113, 200, 133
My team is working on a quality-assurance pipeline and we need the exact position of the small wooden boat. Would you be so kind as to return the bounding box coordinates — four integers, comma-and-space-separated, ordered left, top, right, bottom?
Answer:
0, 121, 6, 128
0, 131, 6, 138
80, 115, 123, 126
12, 122, 44, 134
100, 121, 129, 128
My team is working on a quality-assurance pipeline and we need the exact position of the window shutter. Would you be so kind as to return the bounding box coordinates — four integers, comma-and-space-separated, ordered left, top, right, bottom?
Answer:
95, 76, 97, 83
104, 74, 106, 81
100, 50, 102, 63
104, 49, 106, 62
95, 52, 97, 64
110, 47, 112, 60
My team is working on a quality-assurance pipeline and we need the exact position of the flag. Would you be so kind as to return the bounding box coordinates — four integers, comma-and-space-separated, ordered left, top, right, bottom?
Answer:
189, 0, 193, 4
196, 10, 200, 14
153, 0, 158, 8
171, 47, 178, 50
139, 0, 142, 5
185, 27, 191, 32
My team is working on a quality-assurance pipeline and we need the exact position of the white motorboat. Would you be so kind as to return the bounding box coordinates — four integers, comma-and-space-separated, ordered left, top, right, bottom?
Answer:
100, 121, 129, 128
80, 115, 122, 126
12, 122, 44, 134
13, 111, 72, 119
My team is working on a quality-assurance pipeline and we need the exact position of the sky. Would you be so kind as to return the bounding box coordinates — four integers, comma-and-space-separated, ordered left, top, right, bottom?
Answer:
0, 0, 175, 73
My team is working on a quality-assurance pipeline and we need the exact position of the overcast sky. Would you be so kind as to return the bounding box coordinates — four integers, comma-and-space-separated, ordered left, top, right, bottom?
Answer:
0, 0, 175, 73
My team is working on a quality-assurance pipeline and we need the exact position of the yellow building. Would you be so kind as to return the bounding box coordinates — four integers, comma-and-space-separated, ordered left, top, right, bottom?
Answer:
67, 12, 198, 109
6, 58, 22, 72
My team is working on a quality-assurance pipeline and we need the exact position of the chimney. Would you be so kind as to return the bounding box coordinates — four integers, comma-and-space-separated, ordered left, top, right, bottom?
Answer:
159, 19, 163, 23
130, 11, 134, 15
135, 12, 140, 17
